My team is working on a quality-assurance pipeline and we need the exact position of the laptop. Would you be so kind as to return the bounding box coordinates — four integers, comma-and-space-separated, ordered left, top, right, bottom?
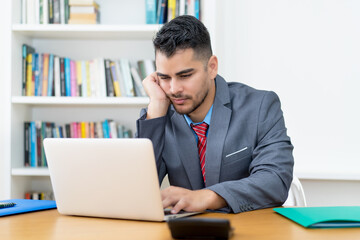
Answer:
43, 138, 198, 221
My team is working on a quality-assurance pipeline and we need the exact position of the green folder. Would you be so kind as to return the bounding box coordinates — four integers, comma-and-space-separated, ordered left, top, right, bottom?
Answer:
273, 206, 360, 228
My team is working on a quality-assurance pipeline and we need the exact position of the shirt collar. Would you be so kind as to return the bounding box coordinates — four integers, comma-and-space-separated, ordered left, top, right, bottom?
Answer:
184, 105, 213, 127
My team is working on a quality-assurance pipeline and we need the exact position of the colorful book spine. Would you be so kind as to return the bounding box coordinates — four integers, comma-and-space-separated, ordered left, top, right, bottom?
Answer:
146, 0, 157, 24
70, 60, 77, 96
59, 57, 65, 96
120, 59, 135, 97
42, 53, 49, 96
81, 61, 87, 97
34, 53, 40, 96
47, 54, 54, 96
194, 0, 200, 19
86, 61, 91, 97
26, 53, 33, 96
80, 122, 86, 138
102, 120, 110, 138
76, 61, 82, 97
22, 44, 35, 96
54, 56, 61, 97
64, 58, 71, 96
167, 0, 176, 21
30, 122, 37, 167
110, 61, 121, 97
104, 60, 114, 97
24, 122, 30, 167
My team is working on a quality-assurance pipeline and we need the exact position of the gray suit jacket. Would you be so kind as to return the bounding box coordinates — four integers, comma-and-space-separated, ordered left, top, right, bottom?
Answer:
136, 75, 294, 213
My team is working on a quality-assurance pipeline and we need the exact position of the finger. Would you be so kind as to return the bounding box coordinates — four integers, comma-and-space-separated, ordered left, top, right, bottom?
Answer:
150, 72, 159, 83
162, 198, 173, 209
171, 199, 187, 214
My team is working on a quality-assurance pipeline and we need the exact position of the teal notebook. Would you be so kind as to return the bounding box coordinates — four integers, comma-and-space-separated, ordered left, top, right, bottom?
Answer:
274, 206, 360, 228
0, 199, 56, 217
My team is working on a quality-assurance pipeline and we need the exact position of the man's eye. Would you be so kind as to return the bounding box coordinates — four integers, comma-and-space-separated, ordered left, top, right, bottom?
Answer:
160, 76, 170, 80
180, 74, 192, 78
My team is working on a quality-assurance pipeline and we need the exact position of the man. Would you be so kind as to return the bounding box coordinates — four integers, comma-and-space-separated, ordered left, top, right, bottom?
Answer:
136, 15, 294, 214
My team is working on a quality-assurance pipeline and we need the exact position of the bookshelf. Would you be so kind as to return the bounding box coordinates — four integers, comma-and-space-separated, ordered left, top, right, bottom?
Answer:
0, 0, 217, 199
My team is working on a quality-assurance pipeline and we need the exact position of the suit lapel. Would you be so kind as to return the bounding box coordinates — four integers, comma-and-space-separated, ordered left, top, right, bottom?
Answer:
205, 76, 232, 186
171, 112, 205, 190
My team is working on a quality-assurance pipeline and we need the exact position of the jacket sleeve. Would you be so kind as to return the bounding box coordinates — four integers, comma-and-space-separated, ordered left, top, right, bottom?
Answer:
136, 108, 168, 184
207, 91, 294, 213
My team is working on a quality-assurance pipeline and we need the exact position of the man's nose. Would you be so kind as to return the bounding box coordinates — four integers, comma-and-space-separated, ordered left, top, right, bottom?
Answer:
170, 79, 183, 95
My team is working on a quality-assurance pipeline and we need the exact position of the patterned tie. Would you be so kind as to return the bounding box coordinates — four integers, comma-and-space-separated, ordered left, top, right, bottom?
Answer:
191, 122, 209, 185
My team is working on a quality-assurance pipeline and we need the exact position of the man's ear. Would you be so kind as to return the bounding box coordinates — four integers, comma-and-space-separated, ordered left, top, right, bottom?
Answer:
207, 55, 218, 79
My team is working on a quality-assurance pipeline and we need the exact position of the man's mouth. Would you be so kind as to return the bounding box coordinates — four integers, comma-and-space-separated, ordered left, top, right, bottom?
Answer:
172, 98, 186, 105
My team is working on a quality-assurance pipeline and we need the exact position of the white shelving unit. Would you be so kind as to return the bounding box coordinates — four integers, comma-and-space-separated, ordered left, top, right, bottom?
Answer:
0, 0, 218, 199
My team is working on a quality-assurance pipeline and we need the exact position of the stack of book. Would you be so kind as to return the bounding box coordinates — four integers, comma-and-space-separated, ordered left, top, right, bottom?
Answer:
22, 44, 154, 97
146, 0, 201, 24
24, 119, 133, 168
68, 0, 100, 24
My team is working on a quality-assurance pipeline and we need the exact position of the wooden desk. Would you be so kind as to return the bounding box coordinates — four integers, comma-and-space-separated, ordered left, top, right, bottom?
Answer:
1, 208, 359, 240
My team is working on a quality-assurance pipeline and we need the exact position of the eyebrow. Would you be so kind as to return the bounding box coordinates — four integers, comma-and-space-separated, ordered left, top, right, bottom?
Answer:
157, 68, 194, 77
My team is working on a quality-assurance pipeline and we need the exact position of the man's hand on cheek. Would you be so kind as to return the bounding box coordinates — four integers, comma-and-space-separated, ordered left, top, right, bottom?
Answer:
142, 72, 170, 119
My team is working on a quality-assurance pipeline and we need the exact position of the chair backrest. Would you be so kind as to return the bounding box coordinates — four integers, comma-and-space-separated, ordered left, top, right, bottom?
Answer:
283, 175, 307, 207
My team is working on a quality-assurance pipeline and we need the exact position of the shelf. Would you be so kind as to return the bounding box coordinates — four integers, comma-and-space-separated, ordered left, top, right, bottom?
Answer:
12, 168, 50, 176
12, 96, 149, 107
12, 24, 162, 40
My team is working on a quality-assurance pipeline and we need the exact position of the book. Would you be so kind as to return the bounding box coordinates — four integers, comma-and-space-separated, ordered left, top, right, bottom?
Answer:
64, 57, 71, 96
0, 199, 56, 217
97, 58, 107, 97
22, 44, 35, 96
48, 0, 54, 23
119, 59, 135, 97
47, 54, 54, 96
157, 0, 168, 24
54, 56, 61, 96
35, 121, 42, 167
53, 0, 61, 23
115, 60, 127, 97
274, 207, 360, 228
81, 60, 87, 97
42, 53, 49, 96
60, 57, 66, 96
70, 60, 76, 96
167, 0, 176, 21
85, 61, 91, 96
33, 53, 40, 96
104, 59, 114, 97
146, 0, 157, 24
76, 61, 82, 97
194, 0, 200, 19
26, 53, 33, 96
24, 122, 30, 167
30, 121, 37, 167
110, 61, 121, 97
21, 0, 27, 24
130, 67, 147, 97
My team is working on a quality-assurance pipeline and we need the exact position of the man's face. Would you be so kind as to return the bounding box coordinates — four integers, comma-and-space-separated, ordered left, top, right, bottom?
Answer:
156, 48, 213, 115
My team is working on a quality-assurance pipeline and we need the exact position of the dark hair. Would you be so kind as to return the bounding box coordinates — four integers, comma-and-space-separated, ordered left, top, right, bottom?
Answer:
153, 15, 212, 62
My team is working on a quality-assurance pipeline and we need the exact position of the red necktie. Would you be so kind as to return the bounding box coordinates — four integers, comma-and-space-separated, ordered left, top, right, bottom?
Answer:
191, 123, 209, 185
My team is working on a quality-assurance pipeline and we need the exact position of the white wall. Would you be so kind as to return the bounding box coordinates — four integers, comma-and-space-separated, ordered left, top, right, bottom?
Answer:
215, 0, 360, 176
214, 0, 360, 206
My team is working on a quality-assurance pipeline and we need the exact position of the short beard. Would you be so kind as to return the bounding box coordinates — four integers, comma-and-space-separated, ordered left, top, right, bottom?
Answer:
170, 89, 209, 115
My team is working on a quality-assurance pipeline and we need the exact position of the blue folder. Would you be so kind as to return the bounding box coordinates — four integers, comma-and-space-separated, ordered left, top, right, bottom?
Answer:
0, 199, 57, 217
